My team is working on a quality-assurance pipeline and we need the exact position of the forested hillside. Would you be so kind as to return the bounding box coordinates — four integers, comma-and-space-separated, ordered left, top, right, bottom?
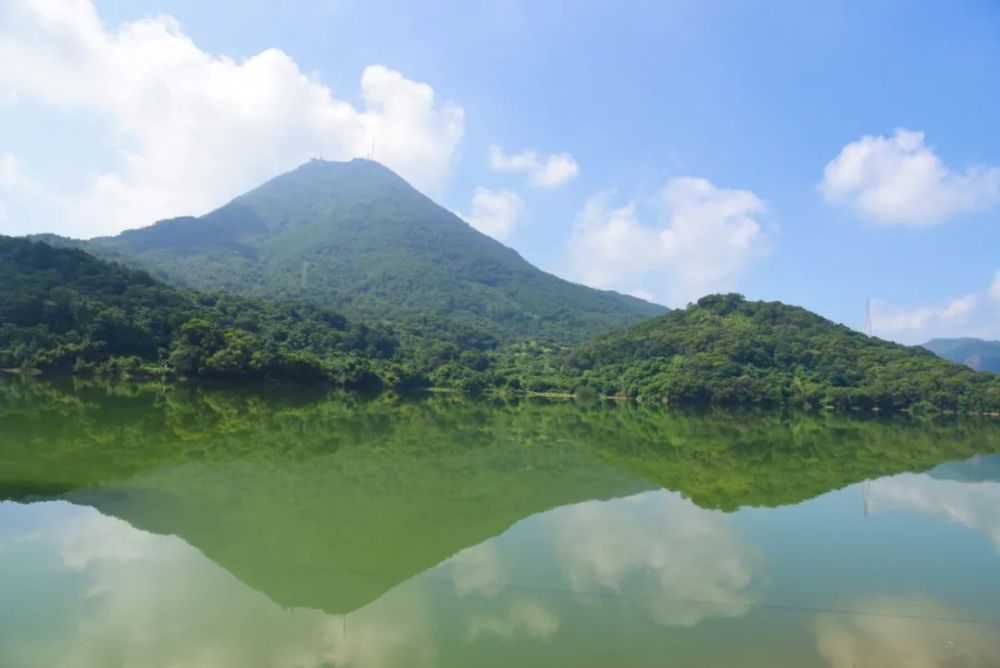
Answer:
0, 236, 418, 388
555, 294, 1000, 412
63, 159, 664, 342
5, 237, 1000, 414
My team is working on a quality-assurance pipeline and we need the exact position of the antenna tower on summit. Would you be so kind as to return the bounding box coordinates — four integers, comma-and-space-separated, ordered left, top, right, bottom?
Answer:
864, 298, 873, 337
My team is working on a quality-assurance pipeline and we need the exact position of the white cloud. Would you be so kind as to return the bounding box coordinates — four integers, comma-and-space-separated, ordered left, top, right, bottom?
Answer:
489, 145, 579, 189
5, 501, 441, 668
815, 596, 1000, 668
870, 273, 1000, 344
447, 542, 509, 596
568, 177, 768, 306
466, 600, 560, 641
546, 490, 761, 628
941, 293, 979, 320
821, 129, 1000, 225
0, 152, 56, 233
0, 152, 40, 194
0, 0, 464, 237
868, 471, 1000, 552
460, 186, 525, 241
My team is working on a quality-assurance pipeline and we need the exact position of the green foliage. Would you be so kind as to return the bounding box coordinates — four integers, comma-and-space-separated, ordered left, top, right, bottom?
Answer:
560, 293, 1000, 413
6, 236, 1000, 415
3, 376, 999, 518
4, 376, 999, 615
66, 159, 664, 343
0, 236, 409, 386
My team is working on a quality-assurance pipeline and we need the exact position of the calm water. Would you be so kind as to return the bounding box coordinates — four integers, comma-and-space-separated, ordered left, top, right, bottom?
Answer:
2, 378, 1000, 667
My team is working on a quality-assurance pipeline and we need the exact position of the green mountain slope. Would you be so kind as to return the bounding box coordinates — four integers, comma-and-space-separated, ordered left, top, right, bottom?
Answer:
72, 159, 663, 341
0, 236, 412, 386
923, 337, 1000, 372
559, 293, 1000, 412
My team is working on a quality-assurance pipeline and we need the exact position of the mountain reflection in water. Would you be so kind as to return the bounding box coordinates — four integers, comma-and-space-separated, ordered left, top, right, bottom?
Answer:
2, 377, 1000, 667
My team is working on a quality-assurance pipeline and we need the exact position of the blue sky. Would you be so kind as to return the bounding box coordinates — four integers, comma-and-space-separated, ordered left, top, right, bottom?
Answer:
1, 0, 999, 342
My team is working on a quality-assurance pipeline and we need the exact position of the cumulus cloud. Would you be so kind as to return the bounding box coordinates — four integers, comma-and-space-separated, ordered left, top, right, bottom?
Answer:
460, 186, 525, 241
870, 272, 1000, 344
568, 177, 768, 306
489, 145, 579, 189
0, 0, 464, 237
0, 151, 53, 230
821, 129, 1000, 225
867, 471, 1000, 553
0, 152, 40, 194
546, 490, 761, 628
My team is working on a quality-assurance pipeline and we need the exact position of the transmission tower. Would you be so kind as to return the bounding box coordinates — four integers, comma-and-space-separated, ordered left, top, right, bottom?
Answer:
864, 298, 873, 337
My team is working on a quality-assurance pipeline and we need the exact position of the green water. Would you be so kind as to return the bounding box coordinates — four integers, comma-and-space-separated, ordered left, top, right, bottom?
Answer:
2, 378, 1000, 667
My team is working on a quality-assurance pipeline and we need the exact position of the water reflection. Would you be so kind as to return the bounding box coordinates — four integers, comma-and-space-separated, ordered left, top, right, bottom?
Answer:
2, 378, 1000, 666
868, 468, 1000, 552
466, 600, 561, 643
448, 543, 509, 597
815, 597, 1000, 668
544, 491, 760, 627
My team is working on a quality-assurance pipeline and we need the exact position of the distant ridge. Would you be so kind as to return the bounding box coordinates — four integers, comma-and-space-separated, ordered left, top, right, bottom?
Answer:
923, 337, 1000, 372
55, 159, 664, 342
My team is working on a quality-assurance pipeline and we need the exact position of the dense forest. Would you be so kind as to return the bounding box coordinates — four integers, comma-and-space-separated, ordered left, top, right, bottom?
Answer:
4, 237, 1000, 414
554, 294, 1000, 413
435, 293, 1000, 413
0, 237, 419, 388
51, 159, 663, 343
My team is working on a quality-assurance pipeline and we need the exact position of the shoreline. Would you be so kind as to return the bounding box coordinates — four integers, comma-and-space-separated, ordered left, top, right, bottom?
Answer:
4, 370, 999, 417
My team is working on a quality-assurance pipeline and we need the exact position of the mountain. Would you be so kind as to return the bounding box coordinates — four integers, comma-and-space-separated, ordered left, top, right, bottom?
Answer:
0, 236, 414, 386
5, 239, 1000, 413
554, 293, 1000, 413
923, 337, 1000, 372
65, 159, 663, 342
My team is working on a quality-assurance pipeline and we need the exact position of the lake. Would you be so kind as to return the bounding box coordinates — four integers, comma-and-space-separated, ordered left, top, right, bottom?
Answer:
2, 377, 1000, 667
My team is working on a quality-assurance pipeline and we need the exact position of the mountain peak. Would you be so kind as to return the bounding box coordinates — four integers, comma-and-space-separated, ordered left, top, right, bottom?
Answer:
78, 160, 664, 342
235, 156, 422, 211
290, 156, 404, 179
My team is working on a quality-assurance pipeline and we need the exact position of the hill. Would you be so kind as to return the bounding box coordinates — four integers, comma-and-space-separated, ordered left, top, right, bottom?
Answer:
0, 236, 416, 387
923, 337, 1000, 372
6, 237, 1000, 413
65, 159, 663, 342
553, 294, 1000, 413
